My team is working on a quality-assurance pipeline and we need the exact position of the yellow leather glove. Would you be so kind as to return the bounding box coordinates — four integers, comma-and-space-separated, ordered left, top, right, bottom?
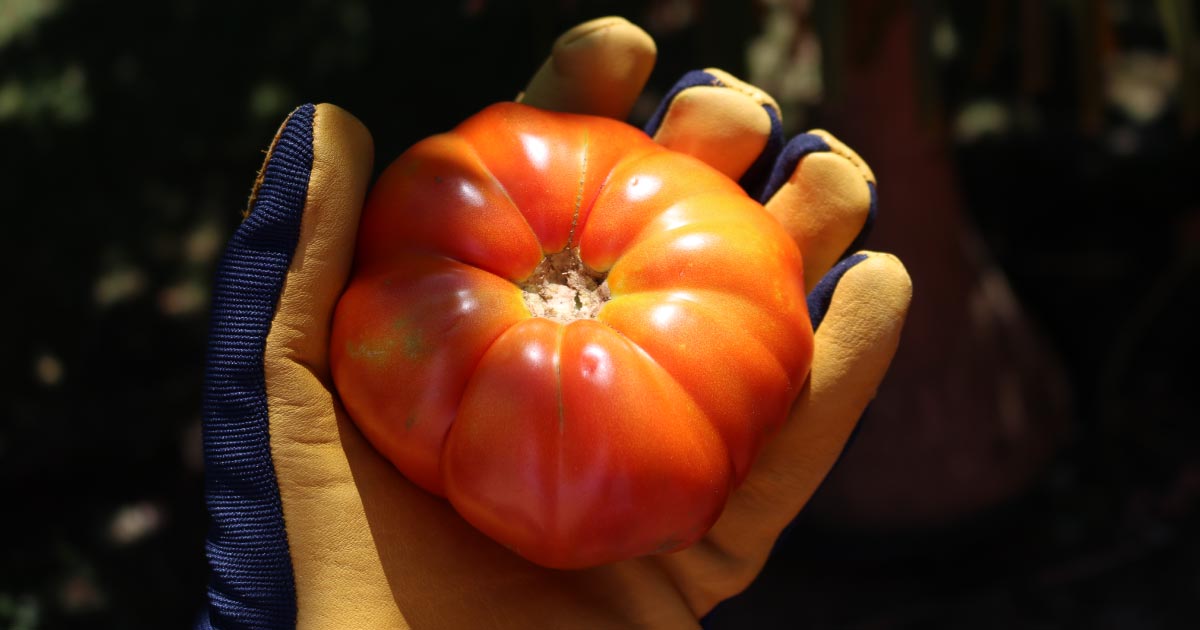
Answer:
200, 17, 911, 629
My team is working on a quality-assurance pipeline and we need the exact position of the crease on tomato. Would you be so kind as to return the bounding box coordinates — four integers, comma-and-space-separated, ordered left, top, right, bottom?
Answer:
550, 322, 568, 555
603, 289, 798, 391
597, 290, 797, 481
452, 134, 542, 281
620, 194, 771, 263
548, 319, 731, 565
576, 312, 735, 491
552, 323, 567, 434
574, 146, 673, 273
359, 133, 545, 282
564, 129, 588, 249
576, 149, 745, 274
571, 140, 663, 265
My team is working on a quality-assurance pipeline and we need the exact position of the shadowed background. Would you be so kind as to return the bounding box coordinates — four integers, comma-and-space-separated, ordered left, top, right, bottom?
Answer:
2, 1, 1197, 628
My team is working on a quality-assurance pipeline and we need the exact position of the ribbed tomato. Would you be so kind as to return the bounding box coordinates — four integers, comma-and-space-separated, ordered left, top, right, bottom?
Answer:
330, 102, 813, 569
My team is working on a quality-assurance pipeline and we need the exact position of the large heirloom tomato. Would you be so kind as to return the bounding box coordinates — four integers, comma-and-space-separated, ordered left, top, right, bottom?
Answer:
330, 102, 813, 569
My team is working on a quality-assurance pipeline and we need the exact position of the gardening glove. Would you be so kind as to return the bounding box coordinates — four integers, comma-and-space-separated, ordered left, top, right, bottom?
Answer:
199, 16, 910, 630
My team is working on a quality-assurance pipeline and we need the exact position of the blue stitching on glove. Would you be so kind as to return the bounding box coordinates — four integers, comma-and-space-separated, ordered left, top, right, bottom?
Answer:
840, 181, 877, 259
757, 132, 830, 204
198, 104, 315, 630
738, 104, 784, 201
807, 253, 870, 332
758, 135, 876, 267
644, 69, 788, 200
643, 69, 721, 137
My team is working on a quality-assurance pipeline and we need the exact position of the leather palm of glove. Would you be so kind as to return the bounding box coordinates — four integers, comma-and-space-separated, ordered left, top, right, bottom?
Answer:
200, 17, 911, 630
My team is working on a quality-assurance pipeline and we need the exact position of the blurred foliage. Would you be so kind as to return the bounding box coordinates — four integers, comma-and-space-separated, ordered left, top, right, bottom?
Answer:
1, 0, 1197, 628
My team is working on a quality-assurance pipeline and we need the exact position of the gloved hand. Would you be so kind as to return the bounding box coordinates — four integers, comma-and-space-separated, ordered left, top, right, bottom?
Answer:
200, 16, 911, 630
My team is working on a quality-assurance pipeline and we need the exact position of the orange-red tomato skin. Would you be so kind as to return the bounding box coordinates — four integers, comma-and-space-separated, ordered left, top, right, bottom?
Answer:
331, 102, 814, 569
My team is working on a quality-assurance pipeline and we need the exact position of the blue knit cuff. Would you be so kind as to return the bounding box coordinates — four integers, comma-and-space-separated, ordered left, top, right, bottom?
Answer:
199, 104, 315, 630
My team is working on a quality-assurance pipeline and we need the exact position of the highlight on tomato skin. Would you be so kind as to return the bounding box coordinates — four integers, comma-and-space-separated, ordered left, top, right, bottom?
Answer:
329, 101, 814, 569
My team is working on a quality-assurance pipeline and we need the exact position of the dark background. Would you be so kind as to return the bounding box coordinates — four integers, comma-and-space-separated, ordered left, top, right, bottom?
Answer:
2, 1, 1197, 628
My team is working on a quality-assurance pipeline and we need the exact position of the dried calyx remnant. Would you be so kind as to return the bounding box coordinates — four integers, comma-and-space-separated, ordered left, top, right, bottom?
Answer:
521, 248, 611, 323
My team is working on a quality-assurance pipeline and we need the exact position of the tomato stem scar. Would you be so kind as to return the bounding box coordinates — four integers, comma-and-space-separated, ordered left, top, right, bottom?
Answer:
520, 248, 610, 323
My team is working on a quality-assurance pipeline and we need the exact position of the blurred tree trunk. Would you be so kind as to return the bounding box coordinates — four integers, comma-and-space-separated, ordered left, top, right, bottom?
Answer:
808, 0, 1072, 529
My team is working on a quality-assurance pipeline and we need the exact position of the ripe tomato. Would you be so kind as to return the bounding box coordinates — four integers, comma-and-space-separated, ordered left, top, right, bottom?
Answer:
330, 102, 813, 569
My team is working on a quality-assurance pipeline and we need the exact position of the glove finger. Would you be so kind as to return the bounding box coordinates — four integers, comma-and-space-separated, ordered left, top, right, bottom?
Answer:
257, 104, 374, 374
644, 68, 784, 184
259, 105, 385, 620
761, 129, 877, 292
724, 251, 908, 557
518, 16, 656, 120
658, 252, 910, 612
